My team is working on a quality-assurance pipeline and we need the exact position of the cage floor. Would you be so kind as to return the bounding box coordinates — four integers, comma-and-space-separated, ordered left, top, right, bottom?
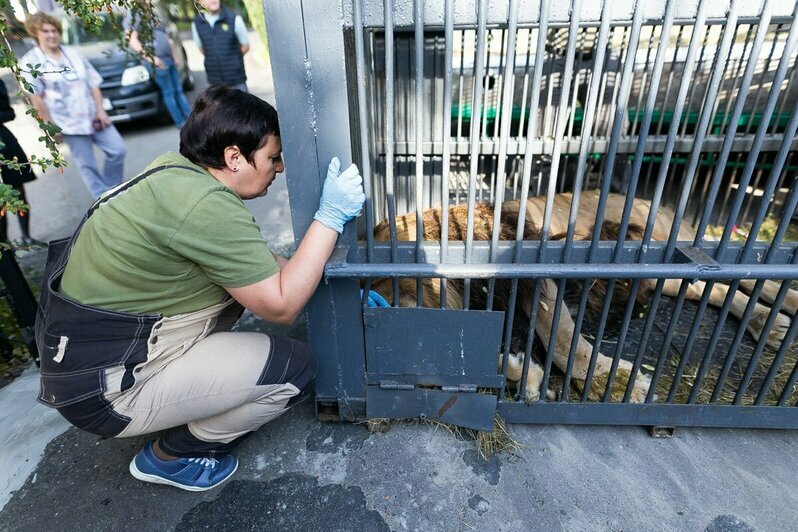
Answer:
544, 291, 798, 406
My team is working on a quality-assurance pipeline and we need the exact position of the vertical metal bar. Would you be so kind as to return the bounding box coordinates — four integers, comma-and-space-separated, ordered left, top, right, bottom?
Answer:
440, 0, 453, 309
716, 3, 798, 258
414, 0, 424, 307
630, 25, 656, 140
727, 101, 798, 403
735, 267, 797, 405
745, 24, 782, 136
560, 0, 612, 401
579, 0, 644, 402
493, 29, 508, 141
643, 23, 684, 199
500, 0, 551, 403
597, 0, 676, 400
613, 1, 675, 255
772, 313, 798, 406
480, 28, 493, 152
622, 0, 709, 402
718, 24, 753, 136
384, 0, 400, 305
680, 23, 712, 139
486, 0, 519, 310
772, 56, 796, 136
752, 277, 798, 404
631, 0, 742, 403
765, 151, 795, 221
352, 0, 375, 264
517, 29, 534, 148
693, 61, 798, 403
463, 0, 488, 309
693, 0, 774, 245
538, 0, 583, 400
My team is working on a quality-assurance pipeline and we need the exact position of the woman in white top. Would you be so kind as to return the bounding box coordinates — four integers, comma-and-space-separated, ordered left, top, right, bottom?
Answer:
21, 12, 126, 199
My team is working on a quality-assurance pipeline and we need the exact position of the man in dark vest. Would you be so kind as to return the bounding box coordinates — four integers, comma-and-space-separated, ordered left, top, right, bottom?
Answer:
192, 0, 250, 92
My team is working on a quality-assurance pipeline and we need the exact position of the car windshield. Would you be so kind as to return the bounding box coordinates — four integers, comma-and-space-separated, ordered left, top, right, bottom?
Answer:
62, 14, 119, 45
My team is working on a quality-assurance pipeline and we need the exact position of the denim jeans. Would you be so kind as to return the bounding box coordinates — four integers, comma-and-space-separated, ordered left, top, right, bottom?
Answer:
63, 125, 126, 199
152, 58, 191, 127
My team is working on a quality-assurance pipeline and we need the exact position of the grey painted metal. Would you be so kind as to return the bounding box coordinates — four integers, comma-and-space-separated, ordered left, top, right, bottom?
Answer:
414, 0, 424, 306
265, 0, 367, 420
621, 0, 709, 402
384, 0, 400, 305
694, 0, 775, 243
363, 307, 504, 388
537, 0, 582, 403
668, 0, 797, 402
579, 0, 643, 403
367, 386, 498, 431
334, 241, 796, 267
340, 0, 796, 27
559, 0, 612, 401
273, 0, 798, 429
439, 0, 453, 308
505, 0, 551, 404
325, 260, 798, 280
656, 0, 775, 404
463, 0, 488, 308
486, 0, 519, 310
378, 136, 798, 157
692, 69, 798, 403
353, 0, 376, 263
777, 311, 798, 406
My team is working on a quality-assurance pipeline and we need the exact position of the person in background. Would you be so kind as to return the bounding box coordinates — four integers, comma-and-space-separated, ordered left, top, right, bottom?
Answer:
0, 80, 38, 245
125, 9, 192, 128
191, 0, 249, 92
21, 12, 126, 200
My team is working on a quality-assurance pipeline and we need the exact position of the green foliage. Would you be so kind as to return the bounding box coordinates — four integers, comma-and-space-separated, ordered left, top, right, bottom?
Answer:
241, 0, 267, 59
0, 0, 166, 222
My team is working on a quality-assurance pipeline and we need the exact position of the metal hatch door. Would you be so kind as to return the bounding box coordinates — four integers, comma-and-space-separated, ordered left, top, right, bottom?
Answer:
364, 307, 505, 431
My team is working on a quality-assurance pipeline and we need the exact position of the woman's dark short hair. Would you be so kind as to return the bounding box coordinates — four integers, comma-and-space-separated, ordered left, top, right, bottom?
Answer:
180, 86, 280, 169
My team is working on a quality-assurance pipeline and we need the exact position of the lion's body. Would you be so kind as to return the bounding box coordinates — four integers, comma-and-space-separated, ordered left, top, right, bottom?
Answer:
371, 192, 796, 402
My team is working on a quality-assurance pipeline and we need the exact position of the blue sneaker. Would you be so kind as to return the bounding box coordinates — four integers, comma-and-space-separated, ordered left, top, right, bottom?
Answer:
129, 442, 238, 492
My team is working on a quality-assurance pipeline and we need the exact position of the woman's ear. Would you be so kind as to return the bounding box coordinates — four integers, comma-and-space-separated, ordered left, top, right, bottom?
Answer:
223, 146, 241, 172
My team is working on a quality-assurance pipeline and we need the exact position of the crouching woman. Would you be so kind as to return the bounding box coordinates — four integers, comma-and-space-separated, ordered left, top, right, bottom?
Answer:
34, 86, 365, 491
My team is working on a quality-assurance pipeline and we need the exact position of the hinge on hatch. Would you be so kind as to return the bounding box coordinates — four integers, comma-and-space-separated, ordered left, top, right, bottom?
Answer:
379, 381, 415, 391
379, 382, 478, 393
441, 384, 478, 393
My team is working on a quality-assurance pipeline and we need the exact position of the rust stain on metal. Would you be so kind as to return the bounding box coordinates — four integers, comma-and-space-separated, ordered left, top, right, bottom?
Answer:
438, 395, 458, 417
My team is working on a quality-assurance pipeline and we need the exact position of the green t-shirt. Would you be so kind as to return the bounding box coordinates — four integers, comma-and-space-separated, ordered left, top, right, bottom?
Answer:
60, 152, 279, 316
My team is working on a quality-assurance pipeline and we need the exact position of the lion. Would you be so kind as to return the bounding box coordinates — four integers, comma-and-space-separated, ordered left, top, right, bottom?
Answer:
371, 192, 797, 403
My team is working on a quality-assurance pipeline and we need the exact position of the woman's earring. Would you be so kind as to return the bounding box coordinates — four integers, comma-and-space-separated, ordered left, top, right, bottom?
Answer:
233, 167, 239, 172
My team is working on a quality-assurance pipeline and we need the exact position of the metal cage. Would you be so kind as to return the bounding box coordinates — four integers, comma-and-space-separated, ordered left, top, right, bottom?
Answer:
265, 0, 798, 431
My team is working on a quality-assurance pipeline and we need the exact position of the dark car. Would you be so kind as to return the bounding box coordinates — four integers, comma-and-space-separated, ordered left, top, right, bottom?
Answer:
60, 9, 195, 124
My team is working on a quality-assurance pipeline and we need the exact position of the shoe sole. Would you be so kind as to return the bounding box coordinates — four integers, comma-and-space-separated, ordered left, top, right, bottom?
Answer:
129, 457, 238, 492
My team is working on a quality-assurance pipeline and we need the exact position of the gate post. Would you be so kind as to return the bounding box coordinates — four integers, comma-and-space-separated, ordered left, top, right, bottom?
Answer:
264, 0, 367, 420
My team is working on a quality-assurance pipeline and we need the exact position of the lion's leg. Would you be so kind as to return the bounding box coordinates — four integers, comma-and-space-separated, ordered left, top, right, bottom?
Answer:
498, 351, 553, 402
662, 279, 789, 349
739, 279, 798, 316
517, 278, 651, 402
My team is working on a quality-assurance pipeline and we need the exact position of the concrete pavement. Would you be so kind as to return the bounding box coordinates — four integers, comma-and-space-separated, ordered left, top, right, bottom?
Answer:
1, 31, 797, 532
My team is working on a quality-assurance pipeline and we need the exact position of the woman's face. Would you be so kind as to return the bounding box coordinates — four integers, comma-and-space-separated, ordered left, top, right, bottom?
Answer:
233, 135, 285, 200
36, 23, 61, 51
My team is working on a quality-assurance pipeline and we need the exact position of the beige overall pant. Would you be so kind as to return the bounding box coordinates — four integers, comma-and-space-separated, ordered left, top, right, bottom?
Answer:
102, 298, 315, 455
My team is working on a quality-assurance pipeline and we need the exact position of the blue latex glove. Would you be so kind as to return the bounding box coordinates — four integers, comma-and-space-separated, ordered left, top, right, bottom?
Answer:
313, 157, 366, 233
360, 289, 391, 307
